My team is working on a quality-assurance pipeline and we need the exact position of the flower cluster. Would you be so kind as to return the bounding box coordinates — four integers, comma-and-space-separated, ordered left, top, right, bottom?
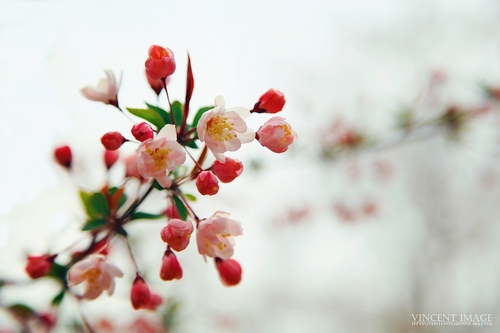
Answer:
18, 44, 297, 329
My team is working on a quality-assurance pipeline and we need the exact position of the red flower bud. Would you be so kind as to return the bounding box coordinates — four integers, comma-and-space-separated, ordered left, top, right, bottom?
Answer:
164, 203, 181, 220
160, 219, 194, 252
38, 312, 57, 330
196, 171, 219, 196
131, 275, 151, 310
104, 150, 119, 170
131, 122, 154, 142
160, 250, 182, 281
252, 89, 286, 114
25, 254, 56, 279
146, 70, 166, 96
54, 145, 72, 169
145, 45, 176, 80
101, 132, 126, 151
212, 157, 243, 183
215, 258, 242, 286
146, 293, 163, 311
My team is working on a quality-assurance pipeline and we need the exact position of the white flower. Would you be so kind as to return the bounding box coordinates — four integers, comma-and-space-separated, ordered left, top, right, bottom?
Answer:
81, 70, 121, 106
197, 96, 254, 162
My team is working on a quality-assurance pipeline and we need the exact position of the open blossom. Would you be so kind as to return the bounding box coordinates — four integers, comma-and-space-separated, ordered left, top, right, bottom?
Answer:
256, 116, 297, 153
136, 124, 186, 188
196, 211, 243, 261
145, 45, 176, 80
125, 154, 143, 180
68, 255, 123, 300
81, 70, 121, 107
160, 219, 194, 251
197, 96, 254, 162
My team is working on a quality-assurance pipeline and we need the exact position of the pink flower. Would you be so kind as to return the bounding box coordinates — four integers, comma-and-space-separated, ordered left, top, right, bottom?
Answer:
196, 171, 219, 196
253, 88, 286, 114
136, 125, 186, 188
215, 258, 242, 286
160, 219, 194, 252
160, 250, 183, 281
54, 145, 72, 169
67, 255, 123, 300
81, 70, 121, 107
197, 96, 254, 162
146, 292, 163, 310
256, 117, 297, 153
25, 254, 56, 279
132, 122, 154, 142
196, 211, 243, 261
145, 45, 176, 80
130, 275, 151, 310
211, 157, 243, 183
125, 154, 143, 180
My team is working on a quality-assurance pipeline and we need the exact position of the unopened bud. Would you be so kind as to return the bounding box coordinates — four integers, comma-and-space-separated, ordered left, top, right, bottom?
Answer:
25, 254, 56, 279
212, 157, 243, 183
215, 258, 242, 286
54, 145, 72, 169
131, 275, 151, 310
101, 132, 126, 151
131, 122, 154, 142
104, 150, 119, 170
160, 250, 182, 281
196, 171, 219, 196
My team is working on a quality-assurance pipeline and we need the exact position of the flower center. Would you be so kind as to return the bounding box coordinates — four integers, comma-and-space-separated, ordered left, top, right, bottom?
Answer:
279, 124, 292, 143
207, 116, 235, 142
82, 267, 102, 284
145, 147, 172, 172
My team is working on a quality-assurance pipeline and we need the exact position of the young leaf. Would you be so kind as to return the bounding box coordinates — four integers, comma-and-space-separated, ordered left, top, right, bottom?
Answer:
192, 106, 213, 128
82, 218, 107, 231
184, 54, 194, 120
47, 263, 69, 282
127, 107, 166, 130
109, 187, 127, 209
51, 290, 65, 306
184, 140, 198, 149
90, 193, 109, 216
172, 195, 188, 221
80, 191, 98, 218
145, 103, 171, 125
8, 304, 35, 317
171, 101, 183, 127
185, 193, 197, 202
131, 212, 165, 221
153, 179, 164, 191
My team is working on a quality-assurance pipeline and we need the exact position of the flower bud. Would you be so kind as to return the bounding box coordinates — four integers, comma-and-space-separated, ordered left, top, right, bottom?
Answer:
196, 171, 219, 196
38, 312, 57, 330
160, 250, 182, 281
212, 157, 243, 183
252, 89, 286, 113
160, 219, 194, 252
164, 204, 181, 220
25, 254, 56, 279
215, 258, 242, 286
145, 45, 176, 80
104, 150, 119, 170
125, 154, 143, 180
131, 275, 151, 310
146, 70, 166, 96
146, 293, 163, 311
256, 117, 297, 153
131, 122, 154, 142
101, 132, 126, 151
54, 145, 72, 169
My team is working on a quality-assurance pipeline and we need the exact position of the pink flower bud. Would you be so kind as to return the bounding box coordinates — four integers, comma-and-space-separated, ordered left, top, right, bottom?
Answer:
160, 219, 194, 252
101, 132, 126, 151
131, 122, 154, 142
196, 171, 219, 196
212, 157, 243, 183
145, 45, 176, 80
164, 204, 181, 220
125, 155, 143, 180
215, 258, 242, 286
54, 145, 72, 169
104, 150, 119, 170
146, 292, 163, 311
25, 254, 56, 279
256, 117, 297, 153
38, 312, 57, 330
131, 275, 151, 310
160, 250, 182, 281
252, 89, 286, 113
146, 70, 166, 96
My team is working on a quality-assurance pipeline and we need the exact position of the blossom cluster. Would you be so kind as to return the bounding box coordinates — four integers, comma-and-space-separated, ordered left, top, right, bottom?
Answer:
12, 44, 296, 330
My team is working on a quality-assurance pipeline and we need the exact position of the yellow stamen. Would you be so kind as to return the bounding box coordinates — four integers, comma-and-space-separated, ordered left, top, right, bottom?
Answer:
145, 147, 172, 172
207, 116, 236, 142
82, 267, 102, 284
279, 124, 292, 143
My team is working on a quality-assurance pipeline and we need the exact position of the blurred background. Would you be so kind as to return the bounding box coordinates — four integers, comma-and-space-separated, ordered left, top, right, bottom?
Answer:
2, 0, 500, 332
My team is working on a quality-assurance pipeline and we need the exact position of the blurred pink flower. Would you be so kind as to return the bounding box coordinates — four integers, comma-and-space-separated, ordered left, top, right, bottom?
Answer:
197, 96, 254, 162
81, 70, 120, 107
197, 211, 242, 261
68, 255, 123, 300
137, 124, 186, 188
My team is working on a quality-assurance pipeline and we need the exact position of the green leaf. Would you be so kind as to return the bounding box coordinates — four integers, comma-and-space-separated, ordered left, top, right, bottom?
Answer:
172, 195, 188, 221
47, 262, 69, 282
109, 187, 127, 208
171, 101, 183, 127
90, 193, 109, 216
8, 304, 35, 317
127, 107, 165, 130
131, 212, 165, 221
153, 179, 165, 191
185, 193, 197, 202
184, 140, 198, 149
82, 218, 107, 231
145, 103, 171, 125
51, 290, 65, 306
192, 106, 213, 128
80, 191, 97, 218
